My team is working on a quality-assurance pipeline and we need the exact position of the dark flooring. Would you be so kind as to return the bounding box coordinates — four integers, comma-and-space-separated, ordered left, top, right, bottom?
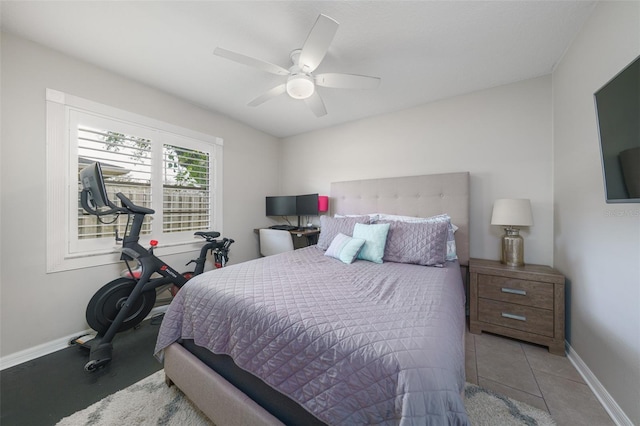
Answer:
2, 317, 618, 426
0, 318, 163, 426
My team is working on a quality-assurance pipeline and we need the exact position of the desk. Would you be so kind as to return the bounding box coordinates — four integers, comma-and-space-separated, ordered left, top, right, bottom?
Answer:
254, 228, 320, 249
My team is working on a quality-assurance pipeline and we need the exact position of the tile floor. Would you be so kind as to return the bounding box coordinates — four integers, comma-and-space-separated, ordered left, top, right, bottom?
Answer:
465, 325, 615, 426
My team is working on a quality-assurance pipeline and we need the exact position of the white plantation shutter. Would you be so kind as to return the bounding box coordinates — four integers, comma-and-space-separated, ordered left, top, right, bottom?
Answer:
74, 114, 153, 251
46, 89, 222, 272
162, 144, 211, 234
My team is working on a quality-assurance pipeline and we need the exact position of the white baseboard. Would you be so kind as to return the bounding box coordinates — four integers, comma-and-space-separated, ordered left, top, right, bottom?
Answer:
566, 341, 633, 426
0, 306, 167, 371
0, 329, 92, 371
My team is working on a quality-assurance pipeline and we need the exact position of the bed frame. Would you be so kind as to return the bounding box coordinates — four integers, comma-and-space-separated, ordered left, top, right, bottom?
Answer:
164, 172, 470, 425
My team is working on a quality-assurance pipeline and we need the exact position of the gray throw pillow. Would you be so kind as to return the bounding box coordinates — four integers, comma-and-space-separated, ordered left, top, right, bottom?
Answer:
317, 215, 370, 250
380, 219, 449, 266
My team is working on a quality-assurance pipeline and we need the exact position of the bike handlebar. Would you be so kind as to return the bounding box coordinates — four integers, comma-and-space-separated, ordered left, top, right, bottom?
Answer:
115, 193, 155, 215
81, 189, 155, 217
82, 186, 233, 259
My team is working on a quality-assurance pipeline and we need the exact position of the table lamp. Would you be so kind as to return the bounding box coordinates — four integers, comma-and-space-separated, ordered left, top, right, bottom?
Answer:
491, 199, 533, 267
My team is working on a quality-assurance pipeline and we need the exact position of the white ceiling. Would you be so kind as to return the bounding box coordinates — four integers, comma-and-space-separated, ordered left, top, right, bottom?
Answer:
1, 1, 596, 138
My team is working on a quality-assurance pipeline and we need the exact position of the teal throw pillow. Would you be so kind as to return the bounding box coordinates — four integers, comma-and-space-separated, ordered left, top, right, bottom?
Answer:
353, 222, 390, 264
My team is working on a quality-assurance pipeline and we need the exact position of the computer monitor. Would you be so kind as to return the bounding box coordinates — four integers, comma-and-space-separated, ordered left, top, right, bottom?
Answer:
265, 196, 296, 216
295, 193, 319, 228
265, 193, 319, 229
79, 162, 110, 209
296, 193, 319, 216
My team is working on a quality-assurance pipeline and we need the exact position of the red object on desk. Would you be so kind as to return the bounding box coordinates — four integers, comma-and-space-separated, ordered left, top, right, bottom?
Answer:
318, 195, 329, 213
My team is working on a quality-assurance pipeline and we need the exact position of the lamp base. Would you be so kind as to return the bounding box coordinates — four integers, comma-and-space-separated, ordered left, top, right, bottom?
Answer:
501, 228, 524, 267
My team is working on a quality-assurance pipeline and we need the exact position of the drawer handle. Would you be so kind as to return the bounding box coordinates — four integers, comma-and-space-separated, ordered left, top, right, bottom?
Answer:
501, 287, 527, 296
502, 312, 527, 322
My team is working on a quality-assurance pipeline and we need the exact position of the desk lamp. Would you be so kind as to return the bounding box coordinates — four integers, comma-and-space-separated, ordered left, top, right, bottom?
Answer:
491, 199, 533, 267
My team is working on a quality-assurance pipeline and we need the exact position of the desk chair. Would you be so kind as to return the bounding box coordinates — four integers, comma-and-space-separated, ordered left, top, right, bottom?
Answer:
259, 229, 295, 256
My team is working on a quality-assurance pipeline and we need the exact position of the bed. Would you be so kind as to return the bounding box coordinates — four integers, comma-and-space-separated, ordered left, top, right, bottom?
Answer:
155, 172, 470, 425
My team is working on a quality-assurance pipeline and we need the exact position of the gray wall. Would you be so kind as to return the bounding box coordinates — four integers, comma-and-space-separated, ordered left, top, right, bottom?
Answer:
553, 2, 640, 424
0, 32, 280, 358
280, 75, 555, 266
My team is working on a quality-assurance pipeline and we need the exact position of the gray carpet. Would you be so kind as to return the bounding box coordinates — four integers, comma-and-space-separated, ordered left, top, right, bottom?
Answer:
56, 370, 556, 425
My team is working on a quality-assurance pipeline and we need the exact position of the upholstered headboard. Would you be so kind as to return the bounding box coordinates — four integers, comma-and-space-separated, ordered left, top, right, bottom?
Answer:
330, 172, 470, 266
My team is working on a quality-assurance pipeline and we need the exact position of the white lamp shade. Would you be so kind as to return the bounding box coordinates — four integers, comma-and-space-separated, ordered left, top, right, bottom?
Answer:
491, 199, 533, 227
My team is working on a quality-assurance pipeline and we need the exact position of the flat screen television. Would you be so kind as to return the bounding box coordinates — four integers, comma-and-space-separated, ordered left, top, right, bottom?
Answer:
265, 196, 296, 216
594, 54, 640, 203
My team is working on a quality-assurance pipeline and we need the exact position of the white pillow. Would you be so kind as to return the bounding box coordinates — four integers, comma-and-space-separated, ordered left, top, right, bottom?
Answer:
335, 213, 379, 221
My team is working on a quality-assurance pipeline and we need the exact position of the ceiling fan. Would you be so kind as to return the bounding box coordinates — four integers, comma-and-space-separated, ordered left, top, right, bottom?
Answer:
213, 14, 381, 117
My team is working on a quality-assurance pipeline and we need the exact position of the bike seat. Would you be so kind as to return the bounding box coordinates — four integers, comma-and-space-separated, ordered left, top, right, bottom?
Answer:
195, 231, 221, 239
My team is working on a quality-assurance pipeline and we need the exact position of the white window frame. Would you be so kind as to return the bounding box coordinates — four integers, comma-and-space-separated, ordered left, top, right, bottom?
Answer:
46, 89, 223, 273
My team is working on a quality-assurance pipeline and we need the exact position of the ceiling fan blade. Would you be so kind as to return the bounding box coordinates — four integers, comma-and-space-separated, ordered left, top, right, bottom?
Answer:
298, 14, 339, 73
248, 84, 287, 106
304, 91, 327, 117
214, 47, 289, 76
315, 73, 381, 90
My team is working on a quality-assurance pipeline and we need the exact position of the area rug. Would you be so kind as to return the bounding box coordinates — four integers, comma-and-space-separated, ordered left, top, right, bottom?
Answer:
56, 370, 555, 425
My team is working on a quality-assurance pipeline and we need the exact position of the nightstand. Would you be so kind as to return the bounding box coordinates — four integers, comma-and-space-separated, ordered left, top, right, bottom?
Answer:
469, 258, 566, 356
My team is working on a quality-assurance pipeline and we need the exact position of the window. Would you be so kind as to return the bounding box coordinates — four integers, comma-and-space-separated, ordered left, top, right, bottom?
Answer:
46, 89, 223, 272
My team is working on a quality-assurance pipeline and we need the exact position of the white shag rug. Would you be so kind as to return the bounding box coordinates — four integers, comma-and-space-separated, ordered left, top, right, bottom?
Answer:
56, 370, 555, 425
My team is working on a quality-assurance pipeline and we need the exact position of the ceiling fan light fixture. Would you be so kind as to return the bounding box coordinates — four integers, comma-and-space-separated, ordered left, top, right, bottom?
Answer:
286, 74, 315, 99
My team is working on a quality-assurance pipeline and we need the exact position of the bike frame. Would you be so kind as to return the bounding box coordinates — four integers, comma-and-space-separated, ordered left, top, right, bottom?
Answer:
104, 212, 187, 342
79, 188, 232, 370
186, 232, 233, 276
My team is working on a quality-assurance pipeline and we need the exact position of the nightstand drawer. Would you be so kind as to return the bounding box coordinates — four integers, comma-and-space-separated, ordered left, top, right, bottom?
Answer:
478, 299, 554, 337
477, 275, 553, 309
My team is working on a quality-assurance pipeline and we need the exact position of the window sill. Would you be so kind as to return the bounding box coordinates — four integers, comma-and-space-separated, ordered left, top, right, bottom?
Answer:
48, 239, 205, 273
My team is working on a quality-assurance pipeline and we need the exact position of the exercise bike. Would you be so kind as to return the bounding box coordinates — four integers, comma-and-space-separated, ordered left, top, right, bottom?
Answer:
73, 162, 234, 372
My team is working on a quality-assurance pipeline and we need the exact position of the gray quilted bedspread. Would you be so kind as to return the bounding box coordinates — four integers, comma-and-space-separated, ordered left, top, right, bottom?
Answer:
155, 246, 469, 425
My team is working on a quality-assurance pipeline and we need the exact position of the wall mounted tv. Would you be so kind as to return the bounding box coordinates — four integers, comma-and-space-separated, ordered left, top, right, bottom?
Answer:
594, 54, 640, 203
